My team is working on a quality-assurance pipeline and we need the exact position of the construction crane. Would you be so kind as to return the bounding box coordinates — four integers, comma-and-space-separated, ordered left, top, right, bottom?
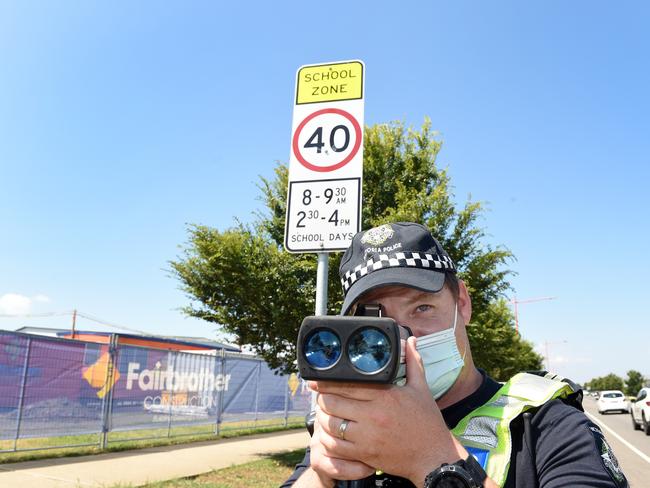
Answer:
510, 296, 557, 333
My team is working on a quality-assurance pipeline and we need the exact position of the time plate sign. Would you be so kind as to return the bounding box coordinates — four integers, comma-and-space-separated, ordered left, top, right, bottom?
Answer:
284, 60, 364, 253
286, 178, 361, 251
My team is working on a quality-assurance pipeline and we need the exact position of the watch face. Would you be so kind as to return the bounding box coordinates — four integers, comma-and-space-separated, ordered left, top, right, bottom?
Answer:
436, 473, 471, 488
426, 467, 473, 488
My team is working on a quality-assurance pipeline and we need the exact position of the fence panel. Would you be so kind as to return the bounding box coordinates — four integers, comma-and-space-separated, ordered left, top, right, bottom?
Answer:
168, 351, 221, 431
108, 344, 174, 433
285, 371, 312, 423
219, 355, 261, 425
258, 363, 295, 421
0, 332, 30, 440
23, 338, 105, 438
1, 333, 107, 440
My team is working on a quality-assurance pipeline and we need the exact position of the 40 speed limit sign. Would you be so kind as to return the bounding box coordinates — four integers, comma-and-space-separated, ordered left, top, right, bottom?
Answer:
284, 60, 364, 253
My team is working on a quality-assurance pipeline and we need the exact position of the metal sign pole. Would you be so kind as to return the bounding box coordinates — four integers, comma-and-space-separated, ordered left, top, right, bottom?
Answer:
315, 253, 329, 316
311, 252, 329, 410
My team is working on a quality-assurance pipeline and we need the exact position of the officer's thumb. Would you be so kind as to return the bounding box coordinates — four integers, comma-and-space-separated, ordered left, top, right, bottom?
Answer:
406, 336, 428, 389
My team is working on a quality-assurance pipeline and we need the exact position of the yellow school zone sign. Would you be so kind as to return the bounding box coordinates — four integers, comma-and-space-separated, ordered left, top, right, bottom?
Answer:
296, 61, 363, 104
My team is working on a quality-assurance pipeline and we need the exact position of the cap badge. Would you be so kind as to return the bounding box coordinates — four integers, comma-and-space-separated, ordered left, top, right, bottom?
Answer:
360, 224, 394, 246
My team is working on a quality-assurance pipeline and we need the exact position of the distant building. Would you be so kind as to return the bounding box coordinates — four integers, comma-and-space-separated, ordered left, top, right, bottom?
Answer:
13, 326, 240, 353
13, 326, 71, 337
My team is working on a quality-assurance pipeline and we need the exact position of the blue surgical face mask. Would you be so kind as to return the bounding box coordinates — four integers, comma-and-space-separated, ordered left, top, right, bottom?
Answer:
415, 303, 465, 400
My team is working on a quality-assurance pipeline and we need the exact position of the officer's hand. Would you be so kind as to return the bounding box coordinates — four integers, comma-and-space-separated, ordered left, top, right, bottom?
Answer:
310, 336, 467, 486
303, 405, 376, 485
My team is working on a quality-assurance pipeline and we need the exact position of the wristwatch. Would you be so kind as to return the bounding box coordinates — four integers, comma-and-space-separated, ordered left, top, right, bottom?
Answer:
423, 454, 486, 488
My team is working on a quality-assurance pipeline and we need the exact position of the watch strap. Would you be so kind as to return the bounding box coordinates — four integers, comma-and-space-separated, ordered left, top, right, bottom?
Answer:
423, 454, 486, 488
457, 454, 487, 485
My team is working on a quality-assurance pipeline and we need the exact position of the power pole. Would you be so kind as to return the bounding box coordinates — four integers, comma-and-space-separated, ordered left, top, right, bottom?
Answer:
72, 309, 77, 338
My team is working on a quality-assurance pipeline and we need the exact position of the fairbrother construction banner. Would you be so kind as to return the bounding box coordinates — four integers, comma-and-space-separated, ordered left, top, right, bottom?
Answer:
0, 331, 311, 439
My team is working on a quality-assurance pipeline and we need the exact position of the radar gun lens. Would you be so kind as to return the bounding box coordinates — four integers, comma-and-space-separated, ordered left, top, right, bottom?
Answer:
304, 330, 342, 369
348, 328, 391, 373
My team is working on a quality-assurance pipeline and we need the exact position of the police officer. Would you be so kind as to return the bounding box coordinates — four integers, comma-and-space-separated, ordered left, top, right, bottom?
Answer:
283, 222, 628, 488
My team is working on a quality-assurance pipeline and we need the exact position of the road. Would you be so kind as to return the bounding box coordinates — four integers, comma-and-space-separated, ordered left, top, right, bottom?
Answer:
582, 395, 650, 487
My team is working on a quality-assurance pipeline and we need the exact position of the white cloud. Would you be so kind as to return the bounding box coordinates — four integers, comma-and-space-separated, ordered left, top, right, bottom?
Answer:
0, 293, 52, 315
0, 293, 32, 315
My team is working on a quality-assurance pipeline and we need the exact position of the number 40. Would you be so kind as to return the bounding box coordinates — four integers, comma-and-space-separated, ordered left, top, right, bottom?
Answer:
304, 125, 350, 153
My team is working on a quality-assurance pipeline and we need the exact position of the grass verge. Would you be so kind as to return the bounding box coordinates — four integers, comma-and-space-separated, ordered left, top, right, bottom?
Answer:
136, 448, 306, 488
0, 417, 304, 465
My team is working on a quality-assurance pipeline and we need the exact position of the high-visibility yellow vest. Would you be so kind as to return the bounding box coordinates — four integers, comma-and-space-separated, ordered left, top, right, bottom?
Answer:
451, 372, 577, 487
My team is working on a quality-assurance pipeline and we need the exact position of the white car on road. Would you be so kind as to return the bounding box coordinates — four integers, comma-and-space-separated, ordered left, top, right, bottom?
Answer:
630, 387, 650, 435
597, 390, 628, 414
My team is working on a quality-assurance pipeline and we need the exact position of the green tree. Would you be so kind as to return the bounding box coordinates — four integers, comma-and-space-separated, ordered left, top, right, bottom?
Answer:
586, 373, 625, 392
624, 370, 645, 396
468, 299, 543, 381
170, 120, 544, 375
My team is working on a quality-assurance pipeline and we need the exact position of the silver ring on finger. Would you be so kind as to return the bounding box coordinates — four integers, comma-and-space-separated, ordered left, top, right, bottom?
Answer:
338, 418, 351, 440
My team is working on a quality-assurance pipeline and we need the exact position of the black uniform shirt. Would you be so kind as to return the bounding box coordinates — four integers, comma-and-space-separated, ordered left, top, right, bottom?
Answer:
281, 371, 629, 487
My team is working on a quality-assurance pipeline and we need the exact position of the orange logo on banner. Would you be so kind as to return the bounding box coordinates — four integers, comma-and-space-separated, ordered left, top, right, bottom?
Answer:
288, 373, 300, 396
82, 350, 120, 399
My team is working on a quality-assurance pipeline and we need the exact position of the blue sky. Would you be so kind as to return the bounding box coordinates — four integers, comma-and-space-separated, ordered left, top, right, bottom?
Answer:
1, 1, 648, 384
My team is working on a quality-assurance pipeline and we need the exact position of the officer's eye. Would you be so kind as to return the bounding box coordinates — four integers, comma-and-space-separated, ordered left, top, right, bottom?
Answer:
415, 304, 434, 313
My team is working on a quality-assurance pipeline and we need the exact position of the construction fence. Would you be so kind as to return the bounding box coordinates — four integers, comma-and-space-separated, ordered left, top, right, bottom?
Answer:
0, 330, 311, 453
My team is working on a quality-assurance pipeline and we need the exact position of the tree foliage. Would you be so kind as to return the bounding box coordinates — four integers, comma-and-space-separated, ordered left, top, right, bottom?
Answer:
170, 120, 544, 375
623, 370, 646, 396
585, 373, 625, 392
468, 299, 543, 381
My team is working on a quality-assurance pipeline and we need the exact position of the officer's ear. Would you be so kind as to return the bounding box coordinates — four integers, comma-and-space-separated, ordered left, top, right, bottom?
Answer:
457, 279, 472, 325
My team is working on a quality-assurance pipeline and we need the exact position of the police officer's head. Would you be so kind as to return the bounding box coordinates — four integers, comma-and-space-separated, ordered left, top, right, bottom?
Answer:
339, 222, 459, 315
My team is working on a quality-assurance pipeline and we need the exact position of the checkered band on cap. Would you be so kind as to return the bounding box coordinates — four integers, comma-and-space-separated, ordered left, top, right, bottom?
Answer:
340, 251, 456, 292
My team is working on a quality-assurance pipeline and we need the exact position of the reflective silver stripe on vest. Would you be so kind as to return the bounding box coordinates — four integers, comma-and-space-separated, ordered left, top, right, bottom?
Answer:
486, 396, 518, 408
462, 415, 500, 448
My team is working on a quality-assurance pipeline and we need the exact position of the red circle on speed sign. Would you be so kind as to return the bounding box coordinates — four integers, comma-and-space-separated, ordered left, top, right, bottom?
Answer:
292, 108, 362, 172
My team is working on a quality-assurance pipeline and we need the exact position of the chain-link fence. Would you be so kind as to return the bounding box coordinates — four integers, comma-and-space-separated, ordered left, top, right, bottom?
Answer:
0, 330, 311, 452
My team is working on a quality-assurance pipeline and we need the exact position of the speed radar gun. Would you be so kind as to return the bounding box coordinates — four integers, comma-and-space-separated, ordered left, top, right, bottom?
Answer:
297, 305, 412, 384
298, 305, 414, 487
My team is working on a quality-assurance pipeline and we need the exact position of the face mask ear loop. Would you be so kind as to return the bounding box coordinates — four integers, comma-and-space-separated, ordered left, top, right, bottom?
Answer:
452, 302, 458, 333
452, 302, 468, 362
